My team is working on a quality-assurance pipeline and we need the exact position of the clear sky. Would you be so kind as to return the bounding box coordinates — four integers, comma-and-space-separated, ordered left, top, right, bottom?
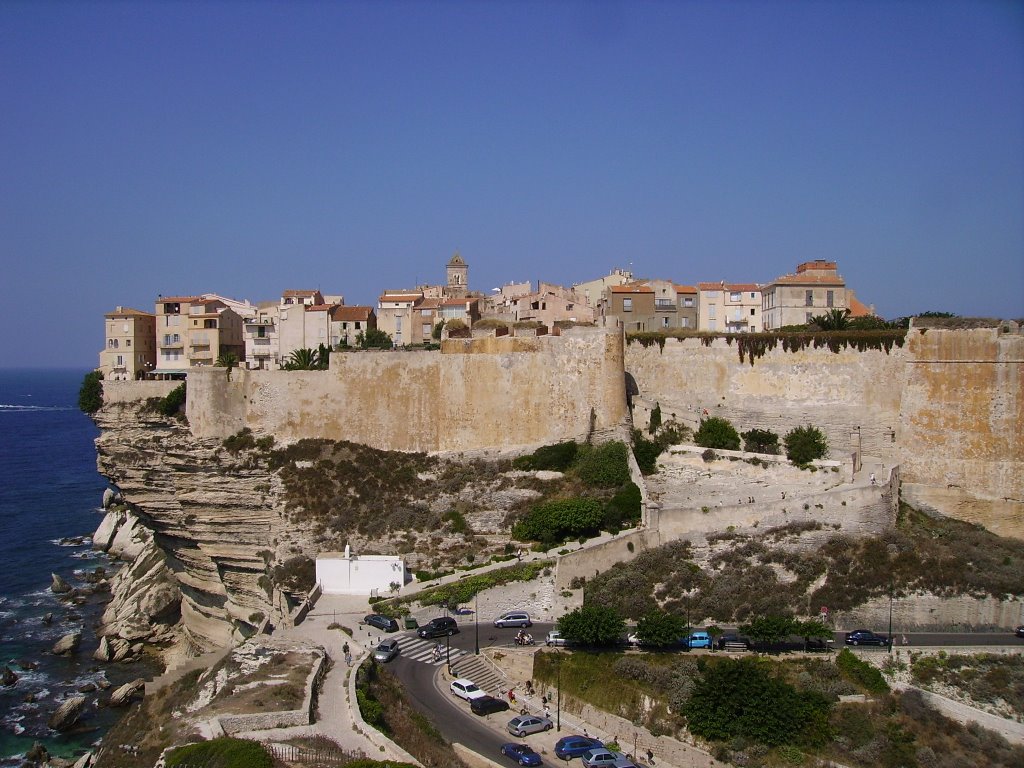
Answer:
2, 0, 1021, 369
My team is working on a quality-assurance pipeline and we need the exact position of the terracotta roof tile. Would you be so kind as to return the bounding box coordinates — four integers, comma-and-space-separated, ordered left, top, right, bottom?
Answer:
697, 282, 725, 291
726, 283, 761, 292
330, 305, 374, 321
106, 307, 153, 318
610, 284, 654, 294
848, 295, 872, 317
674, 285, 697, 293
771, 274, 845, 286
378, 293, 423, 303
304, 304, 334, 312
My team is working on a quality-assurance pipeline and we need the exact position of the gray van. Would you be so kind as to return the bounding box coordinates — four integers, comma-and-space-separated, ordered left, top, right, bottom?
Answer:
493, 611, 532, 628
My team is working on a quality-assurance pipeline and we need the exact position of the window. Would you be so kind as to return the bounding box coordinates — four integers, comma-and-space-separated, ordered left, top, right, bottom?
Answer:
116, 355, 123, 366
730, 292, 741, 302
662, 316, 670, 327
421, 309, 431, 316
656, 298, 674, 310
340, 322, 347, 330
355, 322, 362, 330
396, 318, 402, 331
733, 309, 741, 321
257, 326, 266, 338
708, 305, 716, 319
706, 290, 719, 298
806, 290, 814, 307
827, 290, 834, 307
622, 298, 633, 312
750, 292, 756, 299
683, 297, 694, 307
108, 339, 117, 348
806, 312, 814, 323
750, 308, 755, 316
122, 323, 130, 333
126, 339, 131, 347
422, 323, 431, 335
708, 319, 717, 331
681, 317, 690, 328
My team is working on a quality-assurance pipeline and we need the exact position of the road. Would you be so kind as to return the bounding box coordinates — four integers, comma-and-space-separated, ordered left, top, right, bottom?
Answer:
386, 618, 1023, 765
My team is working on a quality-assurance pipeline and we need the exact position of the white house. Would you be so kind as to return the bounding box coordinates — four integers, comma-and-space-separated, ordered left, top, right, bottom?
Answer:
315, 545, 406, 596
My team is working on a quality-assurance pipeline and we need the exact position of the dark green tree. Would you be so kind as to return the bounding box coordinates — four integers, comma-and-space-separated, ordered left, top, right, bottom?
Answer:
432, 320, 445, 340
795, 619, 833, 651
741, 428, 779, 455
574, 441, 630, 487
603, 482, 642, 532
635, 609, 686, 649
784, 424, 829, 464
316, 343, 331, 369
78, 370, 104, 414
156, 383, 186, 417
557, 604, 626, 647
359, 328, 394, 349
847, 314, 891, 330
648, 403, 662, 434
513, 441, 578, 471
740, 615, 797, 651
511, 498, 605, 545
694, 417, 740, 451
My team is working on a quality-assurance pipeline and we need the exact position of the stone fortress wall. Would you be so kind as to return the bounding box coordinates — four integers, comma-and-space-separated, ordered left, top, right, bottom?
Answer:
185, 327, 628, 453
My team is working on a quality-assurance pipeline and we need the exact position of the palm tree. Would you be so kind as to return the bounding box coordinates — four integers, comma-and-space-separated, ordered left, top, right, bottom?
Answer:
215, 351, 239, 379
811, 308, 851, 331
283, 347, 319, 370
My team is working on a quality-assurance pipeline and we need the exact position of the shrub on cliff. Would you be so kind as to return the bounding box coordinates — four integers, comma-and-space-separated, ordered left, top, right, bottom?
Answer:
574, 441, 630, 487
155, 383, 186, 417
836, 648, 889, 694
513, 441, 578, 471
784, 424, 829, 464
742, 428, 780, 455
271, 555, 315, 596
603, 482, 642, 532
694, 417, 741, 451
512, 498, 604, 545
165, 737, 273, 768
78, 370, 103, 414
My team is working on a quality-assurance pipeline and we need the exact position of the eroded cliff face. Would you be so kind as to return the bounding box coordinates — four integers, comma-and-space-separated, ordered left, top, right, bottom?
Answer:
93, 399, 285, 656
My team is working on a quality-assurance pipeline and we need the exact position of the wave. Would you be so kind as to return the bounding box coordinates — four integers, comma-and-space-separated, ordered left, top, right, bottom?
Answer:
0, 404, 73, 412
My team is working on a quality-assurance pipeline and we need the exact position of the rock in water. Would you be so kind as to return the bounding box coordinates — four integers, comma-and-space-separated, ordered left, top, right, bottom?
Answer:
1, 665, 17, 686
102, 487, 116, 509
48, 695, 87, 731
26, 741, 50, 763
93, 636, 112, 662
51, 573, 72, 594
108, 678, 145, 707
52, 632, 82, 656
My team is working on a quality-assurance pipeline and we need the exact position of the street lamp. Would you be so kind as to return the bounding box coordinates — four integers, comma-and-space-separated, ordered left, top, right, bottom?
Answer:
474, 591, 480, 655
446, 631, 452, 675
556, 651, 562, 732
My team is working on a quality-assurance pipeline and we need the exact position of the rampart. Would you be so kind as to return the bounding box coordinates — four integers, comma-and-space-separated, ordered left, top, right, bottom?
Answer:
185, 327, 628, 453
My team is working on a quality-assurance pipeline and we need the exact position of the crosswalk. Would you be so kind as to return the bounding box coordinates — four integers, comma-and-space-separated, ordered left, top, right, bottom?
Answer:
367, 632, 470, 666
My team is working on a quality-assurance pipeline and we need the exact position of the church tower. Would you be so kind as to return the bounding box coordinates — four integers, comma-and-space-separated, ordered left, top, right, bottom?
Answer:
446, 251, 469, 297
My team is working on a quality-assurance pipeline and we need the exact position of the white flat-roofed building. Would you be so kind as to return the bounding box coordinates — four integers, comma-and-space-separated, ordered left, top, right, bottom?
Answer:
316, 545, 406, 596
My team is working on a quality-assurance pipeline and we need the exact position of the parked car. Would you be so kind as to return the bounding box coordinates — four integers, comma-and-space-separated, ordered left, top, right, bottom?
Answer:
450, 678, 488, 701
501, 742, 543, 766
554, 736, 605, 760
683, 631, 712, 649
1015, 625, 1024, 639
717, 633, 752, 651
581, 748, 622, 767
471, 695, 511, 716
364, 614, 399, 632
545, 630, 568, 647
494, 610, 532, 628
844, 629, 890, 646
506, 714, 554, 737
418, 616, 459, 639
372, 638, 400, 662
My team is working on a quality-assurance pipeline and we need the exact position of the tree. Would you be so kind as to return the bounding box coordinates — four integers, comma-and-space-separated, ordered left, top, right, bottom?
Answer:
740, 615, 797, 652
557, 605, 626, 647
283, 347, 319, 370
635, 609, 686, 649
784, 424, 829, 464
810, 308, 851, 331
359, 328, 394, 349
694, 417, 740, 451
432, 320, 445, 340
511, 498, 605, 545
847, 314, 891, 331
741, 428, 779, 455
215, 351, 239, 379
795, 619, 833, 652
574, 441, 630, 487
648, 403, 662, 434
315, 343, 331, 370
78, 370, 104, 414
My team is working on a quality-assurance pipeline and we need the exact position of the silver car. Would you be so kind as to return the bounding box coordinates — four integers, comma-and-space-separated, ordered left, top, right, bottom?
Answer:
506, 714, 553, 737
372, 638, 400, 662
494, 610, 532, 628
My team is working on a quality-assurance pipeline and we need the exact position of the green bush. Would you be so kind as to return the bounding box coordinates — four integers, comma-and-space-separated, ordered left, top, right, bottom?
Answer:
694, 417, 741, 451
513, 441, 578, 471
166, 737, 274, 768
648, 403, 662, 433
741, 428, 780, 455
78, 370, 103, 414
784, 424, 829, 464
836, 648, 889, 694
156, 383, 186, 417
575, 441, 630, 487
604, 482, 642, 531
359, 328, 394, 349
631, 431, 661, 474
557, 604, 626, 646
271, 555, 315, 595
512, 498, 604, 545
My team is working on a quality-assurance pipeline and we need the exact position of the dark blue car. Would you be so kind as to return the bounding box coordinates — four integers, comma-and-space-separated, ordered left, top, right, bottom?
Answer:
555, 735, 604, 760
501, 742, 543, 766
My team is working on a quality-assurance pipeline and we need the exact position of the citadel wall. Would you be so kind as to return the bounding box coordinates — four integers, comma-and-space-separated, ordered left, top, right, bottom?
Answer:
186, 327, 629, 453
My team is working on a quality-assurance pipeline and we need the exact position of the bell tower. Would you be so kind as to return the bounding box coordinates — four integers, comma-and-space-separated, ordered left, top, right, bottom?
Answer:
446, 251, 469, 297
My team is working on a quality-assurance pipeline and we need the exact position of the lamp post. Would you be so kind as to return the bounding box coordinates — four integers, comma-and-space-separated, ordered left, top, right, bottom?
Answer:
474, 591, 479, 655
887, 544, 898, 655
556, 651, 562, 732
446, 631, 452, 675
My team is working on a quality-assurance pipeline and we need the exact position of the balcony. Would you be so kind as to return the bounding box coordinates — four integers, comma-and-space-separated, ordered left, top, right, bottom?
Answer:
655, 301, 677, 313
159, 340, 183, 349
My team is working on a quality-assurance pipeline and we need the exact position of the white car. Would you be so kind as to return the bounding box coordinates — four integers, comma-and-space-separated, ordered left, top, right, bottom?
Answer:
450, 678, 487, 701
546, 630, 568, 647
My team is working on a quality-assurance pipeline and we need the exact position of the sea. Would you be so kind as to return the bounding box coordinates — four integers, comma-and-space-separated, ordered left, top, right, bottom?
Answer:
0, 369, 159, 765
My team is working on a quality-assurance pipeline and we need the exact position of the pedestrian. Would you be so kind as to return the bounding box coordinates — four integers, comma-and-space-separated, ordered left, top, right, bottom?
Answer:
544, 706, 551, 719
516, 548, 523, 562
508, 688, 516, 704
344, 651, 352, 666
902, 634, 909, 646
646, 747, 655, 764
870, 472, 876, 485
342, 641, 350, 656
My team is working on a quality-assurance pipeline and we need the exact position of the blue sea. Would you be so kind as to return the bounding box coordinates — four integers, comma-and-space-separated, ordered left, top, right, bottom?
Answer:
0, 369, 157, 764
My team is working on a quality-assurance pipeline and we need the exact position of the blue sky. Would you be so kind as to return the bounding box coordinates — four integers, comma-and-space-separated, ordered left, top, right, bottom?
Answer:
2, 0, 1021, 369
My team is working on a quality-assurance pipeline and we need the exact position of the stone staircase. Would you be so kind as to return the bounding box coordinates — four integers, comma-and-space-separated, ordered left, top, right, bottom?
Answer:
450, 652, 509, 697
